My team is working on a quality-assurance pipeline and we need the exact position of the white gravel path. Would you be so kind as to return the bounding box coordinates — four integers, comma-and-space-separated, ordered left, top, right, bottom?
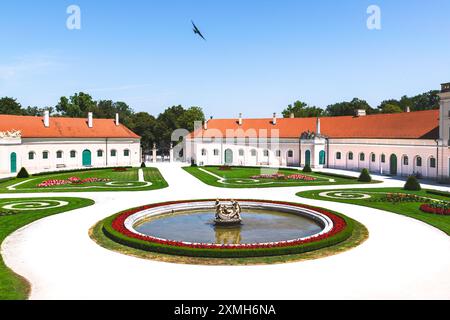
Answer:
1, 163, 449, 300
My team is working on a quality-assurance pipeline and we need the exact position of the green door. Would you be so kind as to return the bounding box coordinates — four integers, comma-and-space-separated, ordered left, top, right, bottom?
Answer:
319, 151, 326, 165
224, 149, 233, 164
390, 154, 398, 175
10, 152, 17, 173
82, 150, 92, 167
305, 150, 311, 166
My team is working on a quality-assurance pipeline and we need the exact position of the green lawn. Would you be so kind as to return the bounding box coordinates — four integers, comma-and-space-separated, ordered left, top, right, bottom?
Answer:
298, 188, 450, 235
0, 197, 94, 300
0, 167, 168, 193
184, 166, 378, 188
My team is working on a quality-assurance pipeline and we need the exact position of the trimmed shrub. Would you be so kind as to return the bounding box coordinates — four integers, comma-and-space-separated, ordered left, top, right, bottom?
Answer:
358, 169, 372, 183
16, 167, 30, 179
404, 176, 421, 191
141, 162, 147, 168
303, 164, 312, 173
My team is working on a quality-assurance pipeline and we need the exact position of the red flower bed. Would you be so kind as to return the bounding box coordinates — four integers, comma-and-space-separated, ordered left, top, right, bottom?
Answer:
110, 200, 347, 250
37, 177, 112, 188
251, 174, 317, 181
420, 204, 450, 216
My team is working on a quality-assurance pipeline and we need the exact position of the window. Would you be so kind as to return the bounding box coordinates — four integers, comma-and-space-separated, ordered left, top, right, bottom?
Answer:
276, 150, 281, 157
336, 152, 342, 160
111, 150, 117, 157
97, 150, 104, 157
263, 150, 269, 157
124, 149, 130, 157
28, 152, 35, 160
348, 152, 354, 160
57, 151, 63, 159
403, 156, 409, 166
360, 153, 365, 161
371, 154, 376, 163
201, 149, 207, 156
381, 154, 386, 163
416, 157, 422, 167
430, 157, 436, 168
43, 151, 49, 160
288, 150, 294, 158
239, 149, 244, 156
251, 149, 257, 157
213, 149, 219, 156
70, 150, 76, 158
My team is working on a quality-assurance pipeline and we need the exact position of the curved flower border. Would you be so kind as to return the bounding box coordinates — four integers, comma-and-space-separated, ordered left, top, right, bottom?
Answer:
420, 204, 450, 216
110, 200, 347, 250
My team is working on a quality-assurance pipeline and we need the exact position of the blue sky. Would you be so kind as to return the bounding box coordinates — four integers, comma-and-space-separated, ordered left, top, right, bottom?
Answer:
1, 0, 449, 118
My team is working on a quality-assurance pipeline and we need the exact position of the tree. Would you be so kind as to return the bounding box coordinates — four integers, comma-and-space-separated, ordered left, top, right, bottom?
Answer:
303, 164, 312, 173
282, 101, 324, 118
178, 106, 205, 132
96, 100, 134, 128
326, 98, 376, 116
0, 97, 23, 115
55, 92, 97, 117
380, 103, 403, 114
130, 112, 157, 153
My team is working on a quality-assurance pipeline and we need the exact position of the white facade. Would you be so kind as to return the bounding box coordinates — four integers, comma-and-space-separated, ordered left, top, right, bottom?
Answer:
0, 137, 141, 174
186, 84, 450, 181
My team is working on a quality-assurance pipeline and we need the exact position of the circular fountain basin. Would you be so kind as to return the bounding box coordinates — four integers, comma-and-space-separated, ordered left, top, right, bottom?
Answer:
124, 201, 334, 247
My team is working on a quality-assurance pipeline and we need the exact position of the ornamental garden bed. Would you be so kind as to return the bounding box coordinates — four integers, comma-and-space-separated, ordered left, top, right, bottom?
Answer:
183, 166, 377, 188
297, 188, 450, 235
0, 167, 168, 193
100, 200, 355, 259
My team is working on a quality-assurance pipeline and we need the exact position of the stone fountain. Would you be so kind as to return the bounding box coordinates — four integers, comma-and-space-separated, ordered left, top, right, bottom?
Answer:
214, 199, 242, 226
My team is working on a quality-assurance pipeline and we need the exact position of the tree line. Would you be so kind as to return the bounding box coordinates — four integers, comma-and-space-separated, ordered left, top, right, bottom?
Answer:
282, 90, 440, 118
0, 93, 205, 154
0, 88, 440, 152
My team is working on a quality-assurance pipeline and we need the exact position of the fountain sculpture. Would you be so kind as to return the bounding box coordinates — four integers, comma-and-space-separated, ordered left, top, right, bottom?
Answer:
214, 199, 242, 226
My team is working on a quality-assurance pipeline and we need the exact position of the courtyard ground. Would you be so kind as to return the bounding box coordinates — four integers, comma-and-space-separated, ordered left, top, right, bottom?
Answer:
1, 163, 449, 300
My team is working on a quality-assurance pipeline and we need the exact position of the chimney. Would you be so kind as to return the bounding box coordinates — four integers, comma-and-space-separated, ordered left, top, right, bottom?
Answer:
115, 113, 120, 126
272, 113, 277, 125
356, 109, 366, 117
88, 112, 93, 128
290, 113, 295, 119
406, 106, 411, 113
43, 110, 50, 128
316, 118, 321, 135
203, 119, 208, 130
238, 113, 243, 126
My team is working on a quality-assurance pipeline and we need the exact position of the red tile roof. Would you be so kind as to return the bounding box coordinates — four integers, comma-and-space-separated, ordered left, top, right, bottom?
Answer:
0, 115, 140, 139
189, 110, 439, 140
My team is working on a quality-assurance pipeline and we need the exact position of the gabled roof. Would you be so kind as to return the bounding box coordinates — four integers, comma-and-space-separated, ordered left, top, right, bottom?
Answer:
189, 110, 439, 140
0, 115, 140, 139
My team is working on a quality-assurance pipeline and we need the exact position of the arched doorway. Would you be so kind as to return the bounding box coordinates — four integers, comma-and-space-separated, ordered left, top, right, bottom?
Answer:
10, 152, 17, 173
82, 150, 92, 167
224, 149, 233, 165
390, 154, 398, 176
305, 150, 311, 166
319, 150, 326, 165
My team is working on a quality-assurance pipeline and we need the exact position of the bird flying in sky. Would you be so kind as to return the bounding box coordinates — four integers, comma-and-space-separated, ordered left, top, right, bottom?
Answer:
191, 20, 206, 41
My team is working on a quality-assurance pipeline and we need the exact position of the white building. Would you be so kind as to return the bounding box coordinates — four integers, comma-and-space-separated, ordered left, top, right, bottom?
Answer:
0, 112, 141, 174
186, 83, 450, 181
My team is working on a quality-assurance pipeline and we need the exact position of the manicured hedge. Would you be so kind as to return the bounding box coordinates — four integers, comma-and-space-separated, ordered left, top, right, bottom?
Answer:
426, 190, 450, 198
101, 205, 354, 259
